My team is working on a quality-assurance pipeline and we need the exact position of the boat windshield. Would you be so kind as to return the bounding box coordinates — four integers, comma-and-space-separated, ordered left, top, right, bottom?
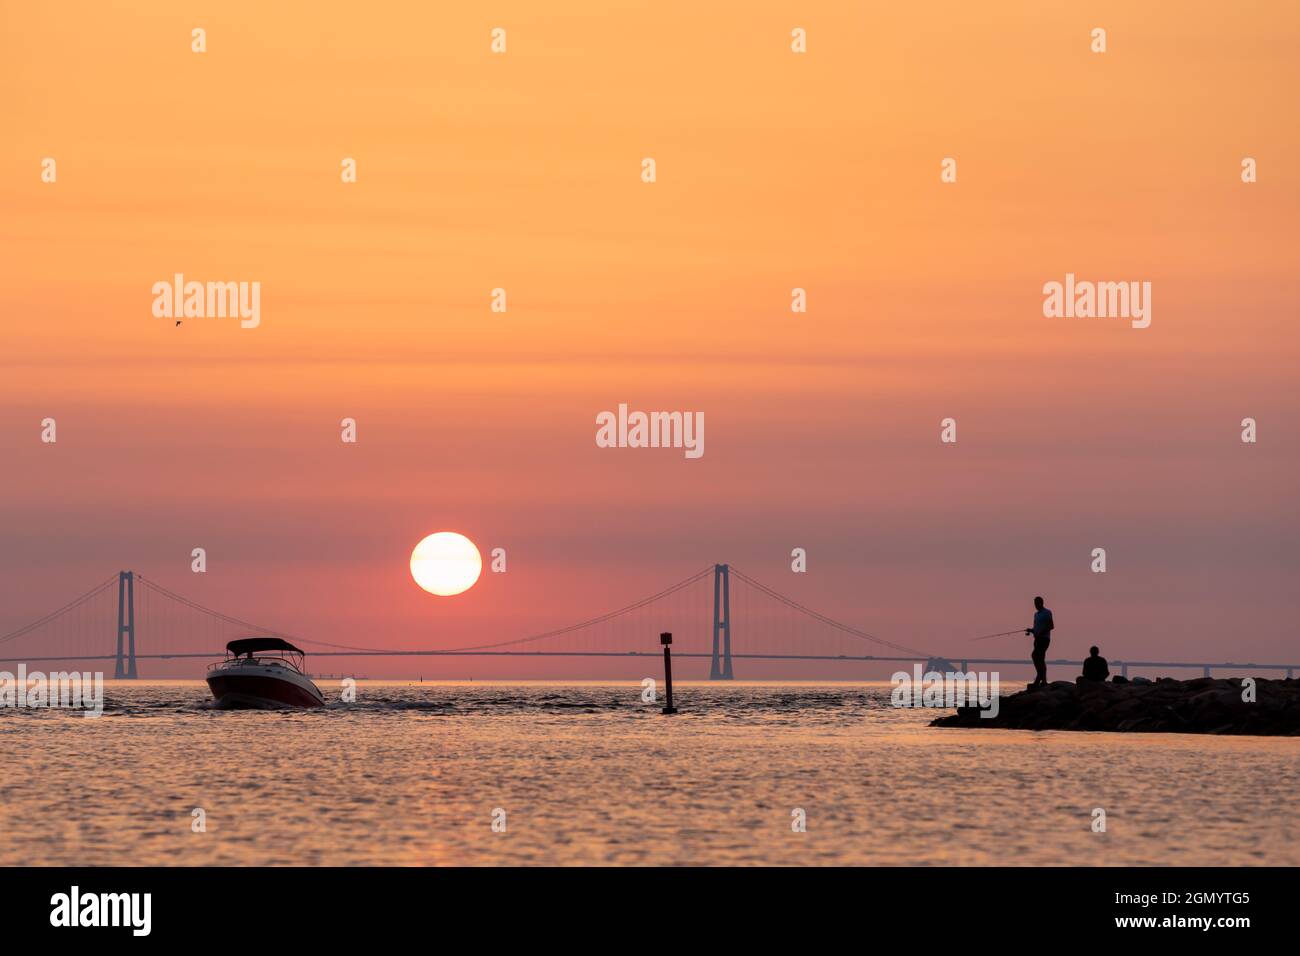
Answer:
212, 638, 308, 674
208, 652, 306, 674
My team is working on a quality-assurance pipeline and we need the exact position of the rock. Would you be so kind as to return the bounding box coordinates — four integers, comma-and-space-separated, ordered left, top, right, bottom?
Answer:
929, 676, 1300, 736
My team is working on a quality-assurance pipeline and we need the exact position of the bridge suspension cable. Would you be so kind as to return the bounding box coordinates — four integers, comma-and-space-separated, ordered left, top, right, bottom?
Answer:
729, 566, 932, 658
133, 574, 301, 643
0, 575, 118, 647
291, 565, 718, 653
440, 565, 714, 651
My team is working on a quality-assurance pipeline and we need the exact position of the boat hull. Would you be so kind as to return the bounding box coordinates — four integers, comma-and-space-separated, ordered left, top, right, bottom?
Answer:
206, 669, 325, 709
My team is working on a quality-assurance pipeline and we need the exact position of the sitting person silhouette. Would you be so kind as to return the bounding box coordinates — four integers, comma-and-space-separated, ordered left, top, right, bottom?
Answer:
1080, 646, 1109, 682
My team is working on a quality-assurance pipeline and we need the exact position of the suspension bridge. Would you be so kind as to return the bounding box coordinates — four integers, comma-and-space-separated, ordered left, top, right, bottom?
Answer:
0, 566, 1294, 680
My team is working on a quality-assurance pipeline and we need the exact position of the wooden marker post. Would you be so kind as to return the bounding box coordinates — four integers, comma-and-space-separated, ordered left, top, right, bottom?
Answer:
660, 632, 678, 714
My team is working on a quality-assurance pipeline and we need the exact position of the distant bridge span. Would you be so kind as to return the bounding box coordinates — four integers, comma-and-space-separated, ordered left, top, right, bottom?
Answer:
1, 568, 1295, 680
3, 652, 1294, 681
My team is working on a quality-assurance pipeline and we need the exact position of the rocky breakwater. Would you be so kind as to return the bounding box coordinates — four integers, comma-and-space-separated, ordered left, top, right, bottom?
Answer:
930, 676, 1300, 735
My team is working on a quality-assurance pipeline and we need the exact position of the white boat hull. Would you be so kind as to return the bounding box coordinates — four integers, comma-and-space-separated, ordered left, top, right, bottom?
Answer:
206, 660, 325, 709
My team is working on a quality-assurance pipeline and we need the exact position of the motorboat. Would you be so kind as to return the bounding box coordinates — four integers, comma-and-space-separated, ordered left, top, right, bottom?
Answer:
206, 637, 326, 708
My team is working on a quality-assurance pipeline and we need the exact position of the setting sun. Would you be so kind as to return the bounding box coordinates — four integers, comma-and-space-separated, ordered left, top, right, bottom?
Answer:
409, 532, 482, 597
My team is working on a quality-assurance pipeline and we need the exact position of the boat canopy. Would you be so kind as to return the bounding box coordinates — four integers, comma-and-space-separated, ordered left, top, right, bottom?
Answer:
226, 637, 305, 657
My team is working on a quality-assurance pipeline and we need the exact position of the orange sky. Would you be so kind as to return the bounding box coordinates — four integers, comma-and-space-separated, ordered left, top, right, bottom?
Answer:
2, 1, 1297, 677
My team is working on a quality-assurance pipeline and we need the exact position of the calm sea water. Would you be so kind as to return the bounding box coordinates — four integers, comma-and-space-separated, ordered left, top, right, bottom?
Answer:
2, 681, 1296, 866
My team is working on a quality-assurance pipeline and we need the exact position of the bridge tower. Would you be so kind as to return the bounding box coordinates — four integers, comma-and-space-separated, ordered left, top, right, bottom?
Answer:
710, 563, 733, 680
114, 570, 137, 679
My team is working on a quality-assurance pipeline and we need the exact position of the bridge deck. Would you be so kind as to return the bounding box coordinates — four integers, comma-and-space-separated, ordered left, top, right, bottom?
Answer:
2, 650, 1295, 674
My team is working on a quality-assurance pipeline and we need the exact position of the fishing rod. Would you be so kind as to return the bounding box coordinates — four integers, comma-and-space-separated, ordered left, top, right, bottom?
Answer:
969, 628, 1028, 643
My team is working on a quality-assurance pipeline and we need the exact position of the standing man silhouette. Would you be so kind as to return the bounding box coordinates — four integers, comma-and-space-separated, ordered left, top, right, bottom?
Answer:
1025, 596, 1054, 686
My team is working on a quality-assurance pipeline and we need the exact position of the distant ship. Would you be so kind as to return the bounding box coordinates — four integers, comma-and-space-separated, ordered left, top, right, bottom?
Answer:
206, 637, 325, 709
924, 657, 959, 674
